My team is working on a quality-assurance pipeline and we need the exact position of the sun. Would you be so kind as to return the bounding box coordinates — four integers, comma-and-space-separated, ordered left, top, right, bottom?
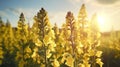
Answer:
97, 13, 108, 28
97, 15, 106, 26
97, 13, 110, 32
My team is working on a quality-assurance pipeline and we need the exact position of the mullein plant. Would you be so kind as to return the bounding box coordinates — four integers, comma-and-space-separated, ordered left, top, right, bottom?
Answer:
60, 11, 77, 67
77, 4, 103, 67
31, 8, 56, 67
90, 13, 103, 67
2, 20, 16, 66
15, 13, 32, 67
52, 23, 63, 67
0, 17, 5, 65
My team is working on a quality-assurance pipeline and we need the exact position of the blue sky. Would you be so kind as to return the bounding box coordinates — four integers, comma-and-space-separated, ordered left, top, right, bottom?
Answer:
0, 0, 120, 32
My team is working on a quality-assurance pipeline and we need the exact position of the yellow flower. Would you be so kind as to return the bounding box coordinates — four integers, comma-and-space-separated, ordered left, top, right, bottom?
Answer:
96, 51, 102, 57
43, 35, 51, 45
25, 46, 31, 53
46, 49, 52, 58
96, 58, 103, 67
52, 59, 60, 67
31, 52, 36, 58
18, 59, 25, 67
79, 64, 85, 67
35, 39, 42, 47
65, 55, 74, 67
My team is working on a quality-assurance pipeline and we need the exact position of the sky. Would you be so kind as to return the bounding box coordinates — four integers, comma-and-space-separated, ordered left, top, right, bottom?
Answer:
0, 0, 120, 32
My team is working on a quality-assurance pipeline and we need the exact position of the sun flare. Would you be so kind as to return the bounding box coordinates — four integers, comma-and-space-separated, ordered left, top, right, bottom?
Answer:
97, 13, 109, 32
97, 15, 106, 26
